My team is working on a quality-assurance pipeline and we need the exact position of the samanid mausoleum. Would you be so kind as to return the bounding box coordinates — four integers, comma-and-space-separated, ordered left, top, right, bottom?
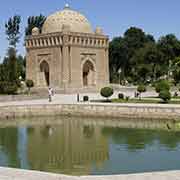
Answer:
25, 4, 109, 93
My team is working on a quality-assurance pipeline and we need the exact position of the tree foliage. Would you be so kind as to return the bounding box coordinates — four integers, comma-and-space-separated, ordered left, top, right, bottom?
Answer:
109, 27, 180, 85
5, 15, 21, 48
172, 57, 180, 85
155, 80, 170, 93
109, 27, 156, 83
0, 51, 25, 94
157, 34, 180, 62
131, 43, 164, 83
6, 48, 17, 82
25, 14, 46, 36
0, 15, 23, 94
0, 81, 18, 95
109, 37, 128, 82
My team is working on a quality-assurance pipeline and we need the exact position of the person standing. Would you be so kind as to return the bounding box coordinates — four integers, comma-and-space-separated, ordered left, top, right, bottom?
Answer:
48, 87, 53, 102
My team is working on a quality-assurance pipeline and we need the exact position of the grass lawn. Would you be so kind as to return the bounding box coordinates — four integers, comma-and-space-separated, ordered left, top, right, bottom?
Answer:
92, 98, 180, 104
112, 98, 159, 104
172, 96, 180, 99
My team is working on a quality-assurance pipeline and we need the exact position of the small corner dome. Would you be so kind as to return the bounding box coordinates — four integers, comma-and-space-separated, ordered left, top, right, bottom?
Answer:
32, 27, 39, 35
95, 26, 103, 35
42, 5, 93, 34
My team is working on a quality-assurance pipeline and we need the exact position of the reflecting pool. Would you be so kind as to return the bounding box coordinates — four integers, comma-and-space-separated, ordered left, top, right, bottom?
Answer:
0, 116, 180, 175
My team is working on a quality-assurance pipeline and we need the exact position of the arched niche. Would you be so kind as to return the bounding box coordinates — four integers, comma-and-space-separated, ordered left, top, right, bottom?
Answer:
40, 60, 50, 86
82, 60, 96, 87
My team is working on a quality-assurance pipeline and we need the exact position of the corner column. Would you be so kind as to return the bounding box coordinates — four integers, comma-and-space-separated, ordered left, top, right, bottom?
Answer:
105, 48, 110, 84
62, 34, 70, 90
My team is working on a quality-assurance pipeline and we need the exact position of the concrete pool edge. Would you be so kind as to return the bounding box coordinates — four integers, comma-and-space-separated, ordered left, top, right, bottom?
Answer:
0, 167, 180, 180
1, 102, 180, 120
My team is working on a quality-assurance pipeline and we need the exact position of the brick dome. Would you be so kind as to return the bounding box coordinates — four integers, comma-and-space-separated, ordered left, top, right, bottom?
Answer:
42, 4, 93, 34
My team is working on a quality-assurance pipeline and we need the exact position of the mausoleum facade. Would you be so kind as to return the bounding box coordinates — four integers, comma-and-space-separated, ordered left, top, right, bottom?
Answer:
25, 5, 109, 92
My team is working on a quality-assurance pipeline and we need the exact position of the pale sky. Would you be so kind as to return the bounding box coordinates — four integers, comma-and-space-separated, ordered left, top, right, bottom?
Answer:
0, 0, 180, 60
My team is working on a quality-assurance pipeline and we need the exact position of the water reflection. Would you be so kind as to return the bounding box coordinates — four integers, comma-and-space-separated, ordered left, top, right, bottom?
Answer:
102, 127, 180, 151
26, 119, 109, 175
0, 128, 20, 168
0, 117, 180, 175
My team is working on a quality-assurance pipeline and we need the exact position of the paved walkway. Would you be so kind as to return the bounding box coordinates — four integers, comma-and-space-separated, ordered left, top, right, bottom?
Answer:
0, 167, 180, 180
0, 86, 157, 105
1, 91, 180, 108
0, 90, 158, 106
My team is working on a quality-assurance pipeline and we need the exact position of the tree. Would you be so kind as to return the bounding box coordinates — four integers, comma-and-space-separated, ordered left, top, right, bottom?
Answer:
109, 27, 156, 83
25, 15, 46, 36
158, 34, 180, 59
109, 37, 128, 82
172, 57, 180, 85
3, 15, 22, 94
157, 34, 180, 77
5, 48, 17, 82
146, 34, 155, 43
0, 64, 8, 81
0, 52, 25, 85
131, 43, 164, 83
124, 27, 154, 59
136, 65, 151, 83
26, 79, 34, 94
0, 82, 18, 95
155, 80, 170, 93
16, 55, 26, 80
5, 15, 21, 48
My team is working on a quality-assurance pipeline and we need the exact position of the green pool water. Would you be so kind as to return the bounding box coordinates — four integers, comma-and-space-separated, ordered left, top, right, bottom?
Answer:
0, 116, 180, 175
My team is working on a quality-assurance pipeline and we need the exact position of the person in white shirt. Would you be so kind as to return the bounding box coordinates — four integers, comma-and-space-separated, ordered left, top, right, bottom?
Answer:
48, 87, 53, 102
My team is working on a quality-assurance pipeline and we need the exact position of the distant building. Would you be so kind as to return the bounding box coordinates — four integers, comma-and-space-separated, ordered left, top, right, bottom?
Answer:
25, 4, 109, 93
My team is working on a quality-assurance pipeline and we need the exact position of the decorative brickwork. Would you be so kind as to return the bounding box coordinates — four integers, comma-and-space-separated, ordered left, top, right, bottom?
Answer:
25, 6, 109, 93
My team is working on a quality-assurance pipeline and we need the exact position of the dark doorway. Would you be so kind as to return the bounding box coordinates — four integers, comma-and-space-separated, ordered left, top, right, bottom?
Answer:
82, 60, 95, 86
40, 61, 50, 86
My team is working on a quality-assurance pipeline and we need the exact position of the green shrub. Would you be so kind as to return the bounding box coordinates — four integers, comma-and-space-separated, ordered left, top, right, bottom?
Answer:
159, 90, 171, 103
118, 93, 124, 99
100, 87, 114, 100
137, 85, 146, 93
155, 80, 170, 93
0, 81, 18, 94
137, 84, 146, 99
5, 84, 18, 95
26, 79, 34, 93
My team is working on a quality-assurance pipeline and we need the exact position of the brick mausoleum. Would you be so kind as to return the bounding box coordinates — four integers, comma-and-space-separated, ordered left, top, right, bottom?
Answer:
25, 4, 109, 93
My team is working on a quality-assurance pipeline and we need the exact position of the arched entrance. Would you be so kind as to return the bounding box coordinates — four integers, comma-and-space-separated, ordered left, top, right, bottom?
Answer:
40, 60, 50, 86
82, 60, 95, 87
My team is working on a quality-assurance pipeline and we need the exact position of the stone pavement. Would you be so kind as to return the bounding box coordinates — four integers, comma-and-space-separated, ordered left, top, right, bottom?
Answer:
0, 90, 158, 107
1, 90, 180, 109
0, 167, 180, 180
